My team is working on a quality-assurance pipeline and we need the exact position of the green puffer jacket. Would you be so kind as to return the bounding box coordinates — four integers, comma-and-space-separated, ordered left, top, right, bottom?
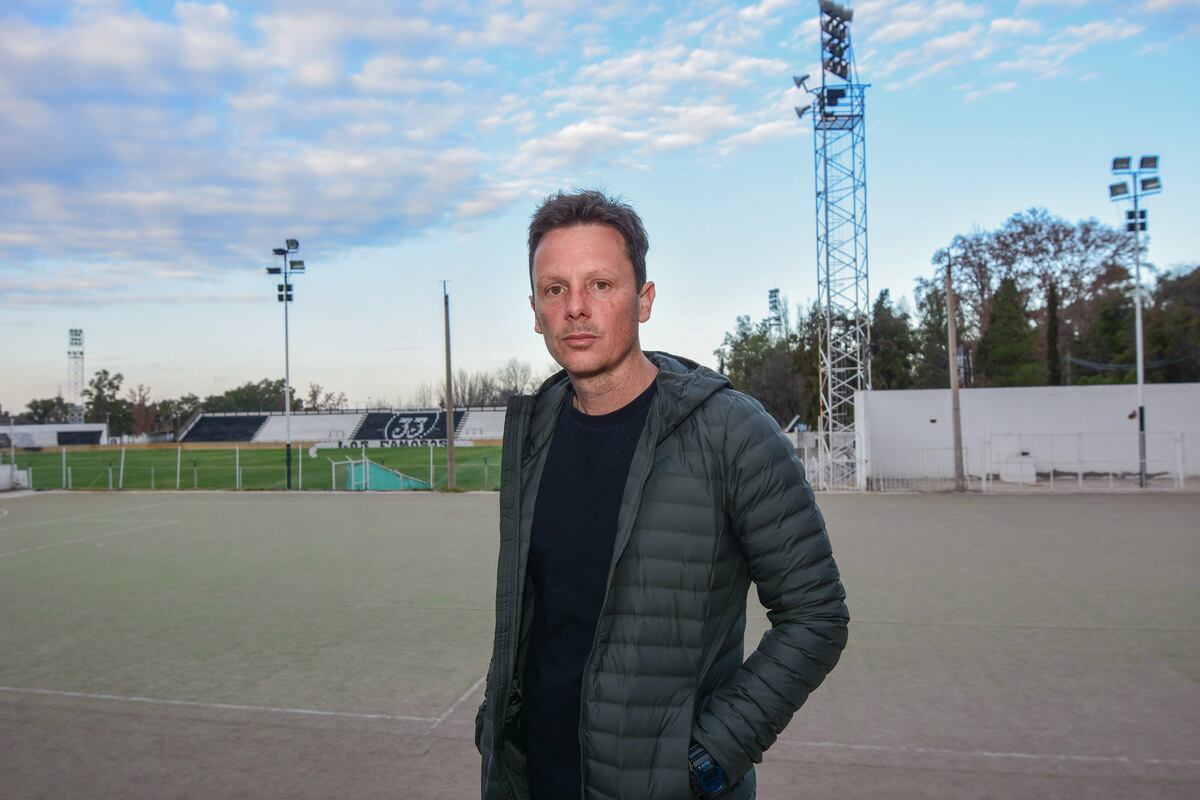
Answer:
476, 352, 848, 800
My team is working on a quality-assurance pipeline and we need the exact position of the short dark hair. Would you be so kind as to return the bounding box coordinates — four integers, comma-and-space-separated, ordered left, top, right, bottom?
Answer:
527, 189, 649, 291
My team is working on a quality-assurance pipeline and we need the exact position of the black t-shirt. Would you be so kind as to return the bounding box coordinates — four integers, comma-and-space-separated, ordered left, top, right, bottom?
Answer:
522, 380, 657, 800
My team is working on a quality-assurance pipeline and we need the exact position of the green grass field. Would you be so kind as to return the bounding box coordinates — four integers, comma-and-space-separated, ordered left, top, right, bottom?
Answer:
6, 445, 502, 492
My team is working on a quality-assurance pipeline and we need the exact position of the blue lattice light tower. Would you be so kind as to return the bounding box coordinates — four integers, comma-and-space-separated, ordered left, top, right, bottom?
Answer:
794, 0, 870, 490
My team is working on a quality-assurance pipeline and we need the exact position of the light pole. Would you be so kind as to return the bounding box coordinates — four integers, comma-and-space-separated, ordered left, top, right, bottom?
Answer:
267, 239, 305, 490
1108, 156, 1161, 488
442, 280, 456, 489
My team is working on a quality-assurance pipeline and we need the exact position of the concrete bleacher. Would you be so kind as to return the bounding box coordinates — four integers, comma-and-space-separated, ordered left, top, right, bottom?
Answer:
182, 415, 267, 443
458, 409, 505, 441
252, 412, 367, 443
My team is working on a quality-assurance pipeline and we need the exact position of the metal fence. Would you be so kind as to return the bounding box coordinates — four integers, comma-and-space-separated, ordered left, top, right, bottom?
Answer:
862, 431, 1189, 493
2, 445, 500, 492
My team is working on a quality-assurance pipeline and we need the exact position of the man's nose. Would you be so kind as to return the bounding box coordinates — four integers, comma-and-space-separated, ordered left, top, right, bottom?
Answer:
565, 287, 590, 318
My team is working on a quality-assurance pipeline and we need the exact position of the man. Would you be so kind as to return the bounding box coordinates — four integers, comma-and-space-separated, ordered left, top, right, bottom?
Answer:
477, 190, 848, 800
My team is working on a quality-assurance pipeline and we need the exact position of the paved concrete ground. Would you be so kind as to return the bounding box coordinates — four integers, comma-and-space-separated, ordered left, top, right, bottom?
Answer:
1, 491, 1196, 798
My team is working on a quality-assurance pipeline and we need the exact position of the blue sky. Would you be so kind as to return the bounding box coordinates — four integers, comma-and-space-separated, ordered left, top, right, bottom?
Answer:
2, 0, 1198, 412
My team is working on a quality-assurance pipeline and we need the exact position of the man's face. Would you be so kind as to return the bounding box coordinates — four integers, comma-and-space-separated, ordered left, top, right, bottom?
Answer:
530, 224, 655, 380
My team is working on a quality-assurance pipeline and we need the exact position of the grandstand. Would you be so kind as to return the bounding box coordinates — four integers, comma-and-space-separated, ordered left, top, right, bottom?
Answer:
179, 408, 507, 445
181, 414, 267, 443
3, 423, 107, 448
254, 413, 363, 444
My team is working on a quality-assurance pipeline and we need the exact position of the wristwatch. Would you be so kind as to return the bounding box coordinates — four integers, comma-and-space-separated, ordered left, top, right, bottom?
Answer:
688, 742, 729, 798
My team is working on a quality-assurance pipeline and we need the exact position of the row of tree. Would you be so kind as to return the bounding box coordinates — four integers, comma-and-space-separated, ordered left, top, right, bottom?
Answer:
716, 208, 1198, 428
14, 358, 552, 438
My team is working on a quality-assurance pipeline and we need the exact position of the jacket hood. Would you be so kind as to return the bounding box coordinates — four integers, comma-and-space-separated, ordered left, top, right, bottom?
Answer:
526, 351, 731, 453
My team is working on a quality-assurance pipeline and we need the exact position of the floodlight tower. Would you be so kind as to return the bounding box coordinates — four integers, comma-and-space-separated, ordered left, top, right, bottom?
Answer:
768, 288, 783, 341
67, 328, 85, 423
1108, 155, 1162, 488
793, 0, 871, 490
267, 239, 305, 490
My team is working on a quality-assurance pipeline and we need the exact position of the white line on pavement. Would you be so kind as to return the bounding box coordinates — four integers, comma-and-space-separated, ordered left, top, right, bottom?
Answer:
0, 686, 438, 724
778, 739, 1200, 768
0, 520, 180, 558
433, 675, 487, 728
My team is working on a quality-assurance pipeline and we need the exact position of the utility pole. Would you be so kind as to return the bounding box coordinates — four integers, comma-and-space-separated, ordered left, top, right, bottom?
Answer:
442, 281, 456, 489
945, 256, 965, 492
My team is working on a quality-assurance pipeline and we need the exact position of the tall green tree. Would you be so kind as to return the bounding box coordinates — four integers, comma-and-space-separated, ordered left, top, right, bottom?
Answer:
976, 277, 1043, 387
1046, 282, 1062, 385
714, 301, 820, 428
1145, 264, 1200, 383
869, 289, 915, 389
203, 379, 295, 412
912, 283, 950, 389
22, 396, 71, 424
84, 369, 133, 435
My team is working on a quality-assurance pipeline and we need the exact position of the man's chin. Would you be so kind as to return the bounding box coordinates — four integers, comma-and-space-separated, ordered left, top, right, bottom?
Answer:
556, 357, 604, 381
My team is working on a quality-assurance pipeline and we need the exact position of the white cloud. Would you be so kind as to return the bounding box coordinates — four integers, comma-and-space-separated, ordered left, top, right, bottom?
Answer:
963, 80, 1018, 102
1141, 0, 1200, 9
352, 57, 464, 94
738, 0, 796, 23
1017, 0, 1091, 7
717, 119, 795, 153
995, 18, 1145, 77
989, 18, 1042, 36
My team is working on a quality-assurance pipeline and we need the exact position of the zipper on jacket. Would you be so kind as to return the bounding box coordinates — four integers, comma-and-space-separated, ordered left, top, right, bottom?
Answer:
577, 395, 663, 799
494, 396, 531, 743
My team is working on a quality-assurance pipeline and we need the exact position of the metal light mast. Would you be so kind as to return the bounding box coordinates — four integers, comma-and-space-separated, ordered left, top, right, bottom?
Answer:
67, 328, 85, 423
267, 239, 305, 490
1108, 155, 1162, 489
794, 0, 870, 490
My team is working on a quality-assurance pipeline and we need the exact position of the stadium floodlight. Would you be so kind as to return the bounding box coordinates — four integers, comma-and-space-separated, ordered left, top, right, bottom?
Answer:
795, 104, 812, 119
794, 74, 810, 89
822, 18, 848, 38
820, 0, 853, 22
268, 238, 307, 490
1106, 155, 1164, 489
824, 58, 850, 79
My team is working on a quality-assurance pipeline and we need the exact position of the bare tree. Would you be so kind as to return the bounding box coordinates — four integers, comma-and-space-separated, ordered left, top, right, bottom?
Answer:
306, 382, 348, 411
442, 369, 501, 407
495, 358, 534, 397
410, 382, 436, 408
126, 383, 156, 436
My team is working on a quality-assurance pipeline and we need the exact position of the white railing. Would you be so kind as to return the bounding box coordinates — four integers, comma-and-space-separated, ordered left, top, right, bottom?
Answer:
869, 447, 974, 493
982, 431, 1186, 491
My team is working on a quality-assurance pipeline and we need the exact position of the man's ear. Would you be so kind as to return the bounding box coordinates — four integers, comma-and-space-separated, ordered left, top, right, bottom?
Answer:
637, 281, 656, 323
530, 295, 542, 334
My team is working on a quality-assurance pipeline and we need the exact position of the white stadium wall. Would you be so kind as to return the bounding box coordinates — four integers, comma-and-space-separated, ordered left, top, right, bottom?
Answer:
855, 383, 1200, 483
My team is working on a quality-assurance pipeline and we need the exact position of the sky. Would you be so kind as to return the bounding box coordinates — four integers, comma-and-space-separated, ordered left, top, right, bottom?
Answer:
2, 0, 1198, 412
